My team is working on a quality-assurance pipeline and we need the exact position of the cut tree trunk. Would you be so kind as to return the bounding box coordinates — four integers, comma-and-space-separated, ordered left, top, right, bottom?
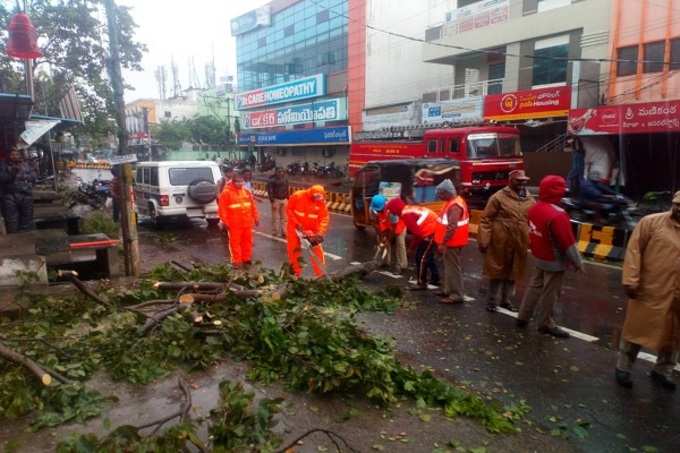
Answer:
0, 341, 54, 386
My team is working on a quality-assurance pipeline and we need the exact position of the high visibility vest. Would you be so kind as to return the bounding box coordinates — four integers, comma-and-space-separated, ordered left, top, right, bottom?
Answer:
401, 205, 439, 238
218, 183, 258, 228
435, 196, 469, 247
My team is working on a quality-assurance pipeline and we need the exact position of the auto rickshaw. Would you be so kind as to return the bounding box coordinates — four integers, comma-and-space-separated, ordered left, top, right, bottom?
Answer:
351, 159, 461, 230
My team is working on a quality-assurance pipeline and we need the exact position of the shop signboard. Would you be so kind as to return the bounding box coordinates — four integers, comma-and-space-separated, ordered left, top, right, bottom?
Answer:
236, 74, 326, 110
230, 5, 271, 36
568, 100, 680, 135
445, 0, 509, 34
484, 86, 571, 121
362, 103, 419, 130
422, 97, 483, 125
242, 98, 347, 129
238, 126, 351, 146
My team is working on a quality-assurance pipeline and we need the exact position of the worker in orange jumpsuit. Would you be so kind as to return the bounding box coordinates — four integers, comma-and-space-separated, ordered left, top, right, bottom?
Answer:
218, 172, 259, 268
286, 184, 329, 277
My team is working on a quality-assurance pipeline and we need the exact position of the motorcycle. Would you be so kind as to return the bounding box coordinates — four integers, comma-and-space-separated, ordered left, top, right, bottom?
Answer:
561, 193, 637, 229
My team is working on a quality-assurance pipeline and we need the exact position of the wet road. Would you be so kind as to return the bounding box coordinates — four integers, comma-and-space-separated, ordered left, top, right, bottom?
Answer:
138, 197, 680, 452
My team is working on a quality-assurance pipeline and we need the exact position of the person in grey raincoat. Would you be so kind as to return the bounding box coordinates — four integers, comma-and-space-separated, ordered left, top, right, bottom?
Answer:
615, 191, 680, 390
0, 148, 36, 233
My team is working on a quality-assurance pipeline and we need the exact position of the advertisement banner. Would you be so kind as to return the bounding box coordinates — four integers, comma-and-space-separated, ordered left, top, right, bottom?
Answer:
236, 74, 326, 110
231, 5, 271, 36
238, 126, 351, 146
363, 103, 419, 130
242, 98, 347, 129
569, 101, 680, 135
446, 0, 509, 34
484, 86, 571, 121
422, 97, 483, 125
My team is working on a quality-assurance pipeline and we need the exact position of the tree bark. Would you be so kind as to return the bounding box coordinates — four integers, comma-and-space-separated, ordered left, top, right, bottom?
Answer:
0, 341, 54, 386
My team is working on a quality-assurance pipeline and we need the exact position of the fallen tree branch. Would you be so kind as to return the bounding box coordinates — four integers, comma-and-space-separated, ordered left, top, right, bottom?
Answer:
170, 260, 193, 273
329, 261, 379, 281
140, 305, 182, 335
126, 299, 176, 311
0, 340, 55, 386
58, 270, 109, 306
135, 378, 193, 433
154, 282, 229, 292
275, 428, 359, 453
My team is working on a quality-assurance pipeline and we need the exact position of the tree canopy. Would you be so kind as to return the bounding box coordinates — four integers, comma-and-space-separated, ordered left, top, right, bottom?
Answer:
0, 0, 146, 146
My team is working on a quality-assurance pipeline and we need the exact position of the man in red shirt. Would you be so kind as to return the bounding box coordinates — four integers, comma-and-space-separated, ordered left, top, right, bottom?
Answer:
386, 197, 440, 289
517, 175, 583, 338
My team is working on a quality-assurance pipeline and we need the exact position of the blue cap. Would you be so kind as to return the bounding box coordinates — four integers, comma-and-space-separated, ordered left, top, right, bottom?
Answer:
370, 194, 386, 213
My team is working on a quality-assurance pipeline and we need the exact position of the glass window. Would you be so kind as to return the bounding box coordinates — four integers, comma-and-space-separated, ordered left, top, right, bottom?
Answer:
427, 140, 438, 153
537, 0, 571, 13
467, 134, 521, 159
149, 168, 159, 186
617, 46, 638, 76
258, 37, 267, 48
449, 139, 460, 153
142, 168, 150, 184
644, 41, 665, 73
168, 168, 214, 186
317, 9, 329, 23
672, 38, 680, 71
532, 36, 569, 86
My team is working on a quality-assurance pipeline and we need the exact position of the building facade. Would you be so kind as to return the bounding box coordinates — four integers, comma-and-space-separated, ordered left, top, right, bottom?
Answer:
233, 0, 353, 168
568, 0, 680, 197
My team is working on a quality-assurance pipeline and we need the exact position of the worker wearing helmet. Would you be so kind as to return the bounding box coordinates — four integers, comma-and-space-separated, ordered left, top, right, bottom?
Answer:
370, 194, 407, 273
218, 172, 259, 268
286, 185, 330, 277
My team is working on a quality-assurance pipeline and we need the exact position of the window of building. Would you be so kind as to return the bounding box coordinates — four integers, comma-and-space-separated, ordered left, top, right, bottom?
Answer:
617, 46, 638, 77
439, 89, 450, 101
537, 0, 571, 13
672, 38, 680, 70
284, 25, 295, 37
164, 111, 171, 118
644, 41, 665, 73
316, 10, 329, 24
425, 26, 442, 42
458, 0, 482, 7
258, 37, 267, 48
532, 35, 569, 87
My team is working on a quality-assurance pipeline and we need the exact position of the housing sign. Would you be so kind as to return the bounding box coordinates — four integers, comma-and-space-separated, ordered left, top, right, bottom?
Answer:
484, 86, 571, 121
422, 97, 483, 125
236, 74, 326, 110
242, 98, 347, 129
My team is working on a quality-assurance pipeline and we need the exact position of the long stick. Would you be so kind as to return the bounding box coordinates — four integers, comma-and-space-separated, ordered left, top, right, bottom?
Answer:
0, 341, 54, 386
58, 270, 108, 306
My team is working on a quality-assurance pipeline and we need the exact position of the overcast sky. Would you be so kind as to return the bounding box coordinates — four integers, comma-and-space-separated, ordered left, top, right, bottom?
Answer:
119, 0, 269, 101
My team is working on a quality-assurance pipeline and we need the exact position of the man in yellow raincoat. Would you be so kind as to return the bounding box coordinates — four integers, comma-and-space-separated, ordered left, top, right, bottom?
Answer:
615, 191, 680, 390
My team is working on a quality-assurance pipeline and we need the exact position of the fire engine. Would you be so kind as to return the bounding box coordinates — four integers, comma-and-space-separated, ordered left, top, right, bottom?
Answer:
349, 125, 525, 204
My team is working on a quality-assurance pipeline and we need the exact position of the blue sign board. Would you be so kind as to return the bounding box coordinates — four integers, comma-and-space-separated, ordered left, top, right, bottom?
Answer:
238, 126, 351, 146
236, 74, 326, 110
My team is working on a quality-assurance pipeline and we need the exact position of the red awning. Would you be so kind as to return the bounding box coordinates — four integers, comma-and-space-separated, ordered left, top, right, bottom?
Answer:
569, 100, 680, 135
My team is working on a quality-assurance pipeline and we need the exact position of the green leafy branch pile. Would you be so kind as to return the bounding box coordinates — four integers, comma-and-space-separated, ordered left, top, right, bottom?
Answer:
1, 263, 527, 443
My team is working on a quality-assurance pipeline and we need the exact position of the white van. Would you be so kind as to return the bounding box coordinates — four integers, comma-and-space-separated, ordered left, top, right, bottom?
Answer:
134, 161, 221, 227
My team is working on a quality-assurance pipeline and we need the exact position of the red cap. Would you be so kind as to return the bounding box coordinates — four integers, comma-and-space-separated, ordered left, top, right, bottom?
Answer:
386, 197, 405, 216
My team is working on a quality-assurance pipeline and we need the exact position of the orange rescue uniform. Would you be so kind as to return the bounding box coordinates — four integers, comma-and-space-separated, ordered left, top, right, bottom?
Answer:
218, 181, 259, 265
286, 185, 329, 277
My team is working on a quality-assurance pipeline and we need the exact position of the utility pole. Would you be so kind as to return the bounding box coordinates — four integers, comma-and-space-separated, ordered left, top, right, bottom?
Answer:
104, 0, 140, 276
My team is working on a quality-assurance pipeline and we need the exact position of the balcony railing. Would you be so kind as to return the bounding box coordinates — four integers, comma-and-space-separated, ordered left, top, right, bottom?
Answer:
424, 78, 505, 103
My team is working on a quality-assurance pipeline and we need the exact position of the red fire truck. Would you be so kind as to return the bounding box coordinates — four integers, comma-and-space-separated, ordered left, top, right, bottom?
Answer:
349, 125, 525, 204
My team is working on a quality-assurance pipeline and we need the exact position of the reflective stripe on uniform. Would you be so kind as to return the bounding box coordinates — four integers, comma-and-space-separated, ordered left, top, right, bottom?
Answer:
228, 203, 242, 208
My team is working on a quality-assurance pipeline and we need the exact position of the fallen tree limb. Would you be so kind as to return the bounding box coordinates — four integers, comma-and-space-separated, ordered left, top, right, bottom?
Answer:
135, 378, 193, 434
126, 299, 176, 311
275, 428, 359, 453
140, 305, 182, 335
58, 270, 108, 306
153, 282, 229, 292
329, 261, 379, 281
170, 260, 193, 273
0, 340, 55, 386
